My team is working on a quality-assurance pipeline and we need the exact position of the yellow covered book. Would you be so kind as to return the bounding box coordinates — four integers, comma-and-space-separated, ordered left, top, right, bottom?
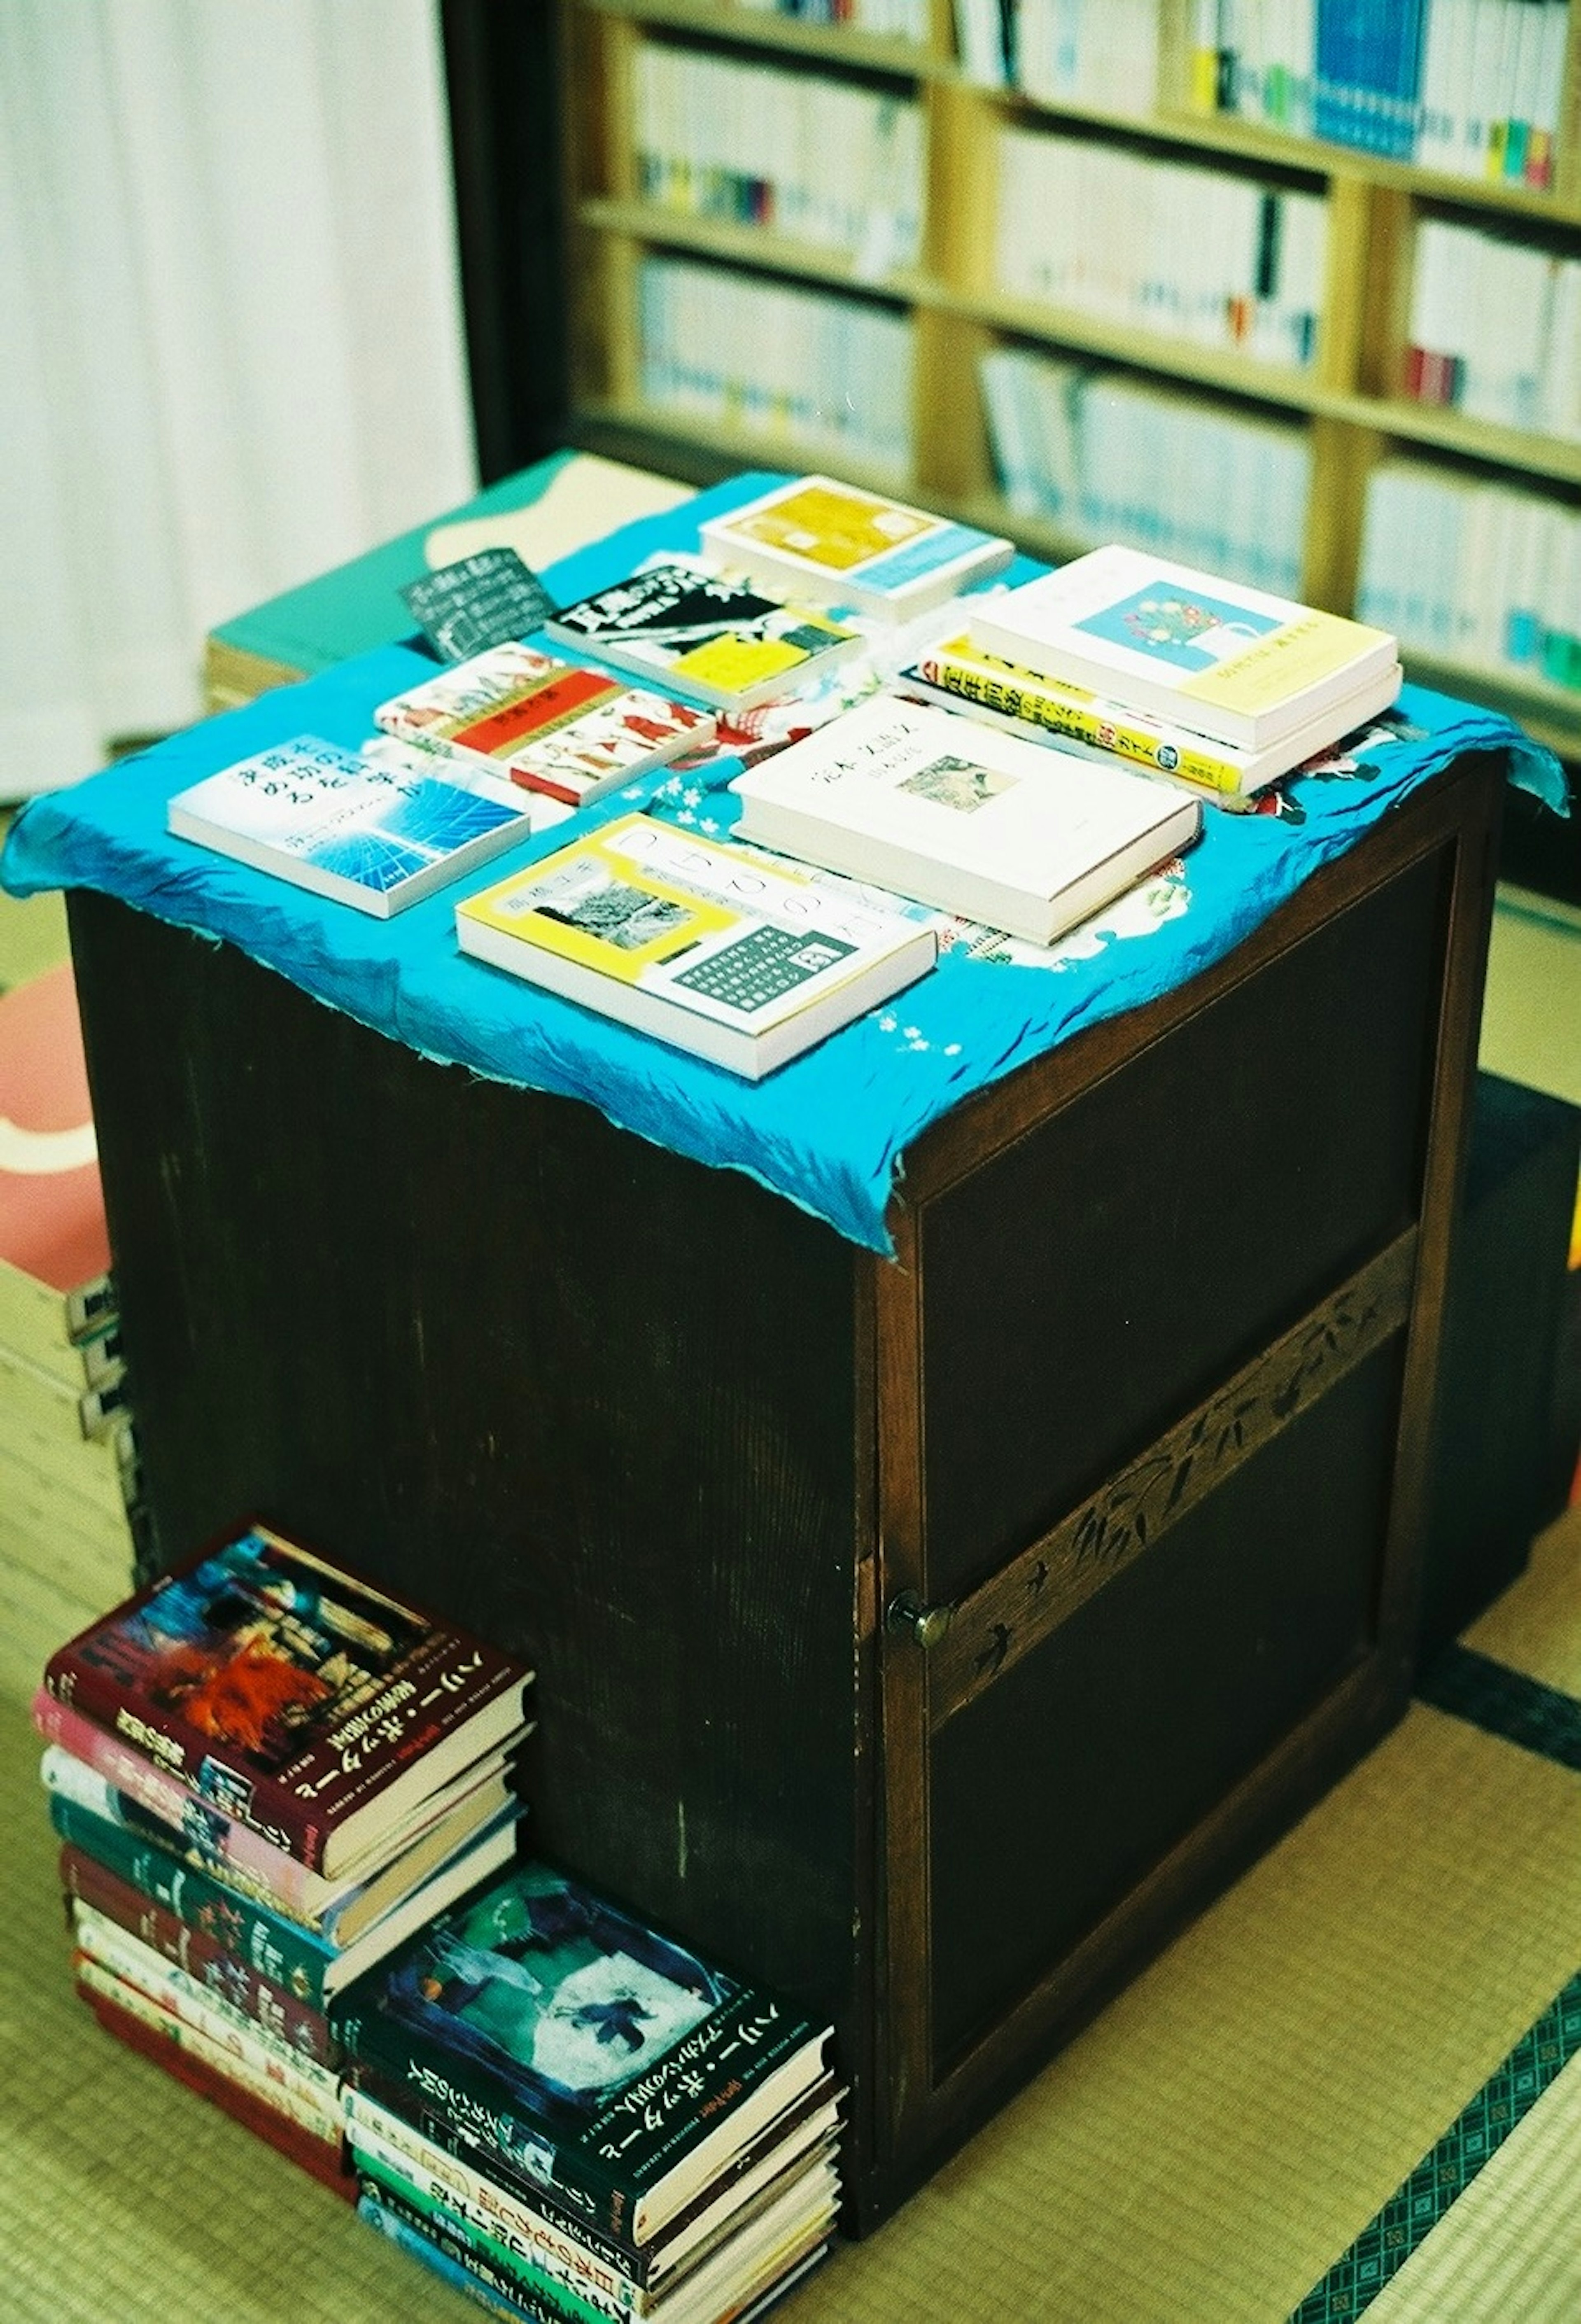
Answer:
455, 813, 937, 1079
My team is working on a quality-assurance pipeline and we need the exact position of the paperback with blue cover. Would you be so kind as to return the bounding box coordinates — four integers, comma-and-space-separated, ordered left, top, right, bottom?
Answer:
166, 733, 539, 917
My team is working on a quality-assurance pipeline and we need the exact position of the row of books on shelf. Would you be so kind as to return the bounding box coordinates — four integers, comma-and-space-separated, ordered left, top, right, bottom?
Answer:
976, 346, 1581, 702
1405, 216, 1581, 440
0, 959, 144, 1698
1198, 0, 1572, 180
994, 128, 1328, 371
161, 472, 1402, 1080
632, 42, 925, 274
952, 0, 1573, 186
1357, 461, 1581, 691
39, 1519, 842, 2320
636, 257, 914, 478
980, 348, 1313, 597
955, 0, 1164, 110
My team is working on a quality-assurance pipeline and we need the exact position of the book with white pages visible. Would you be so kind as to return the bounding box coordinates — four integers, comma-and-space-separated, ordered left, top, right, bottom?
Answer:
730, 695, 1201, 945
699, 474, 1014, 621
166, 734, 538, 917
898, 630, 1406, 803
966, 544, 1399, 752
455, 812, 938, 1079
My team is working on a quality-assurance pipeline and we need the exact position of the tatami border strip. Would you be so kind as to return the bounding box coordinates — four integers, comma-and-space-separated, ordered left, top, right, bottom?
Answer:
1290, 1645, 1581, 2319
1289, 1970, 1581, 2321
1414, 1643, 1581, 1774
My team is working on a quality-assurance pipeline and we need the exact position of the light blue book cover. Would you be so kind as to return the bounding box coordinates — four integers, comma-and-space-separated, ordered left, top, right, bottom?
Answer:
166, 733, 536, 916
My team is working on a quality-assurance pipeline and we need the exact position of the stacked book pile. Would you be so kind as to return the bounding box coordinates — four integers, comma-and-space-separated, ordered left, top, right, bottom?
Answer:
331, 1855, 843, 2324
901, 539, 1404, 810
35, 1521, 534, 2198
0, 961, 140, 1698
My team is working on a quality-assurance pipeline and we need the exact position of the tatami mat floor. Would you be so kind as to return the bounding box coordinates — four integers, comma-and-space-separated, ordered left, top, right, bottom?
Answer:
1, 1511, 1577, 2324
1, 828, 1578, 2320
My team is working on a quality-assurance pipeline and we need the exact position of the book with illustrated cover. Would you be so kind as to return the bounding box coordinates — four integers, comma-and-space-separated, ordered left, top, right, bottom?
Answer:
966, 545, 1399, 751
455, 812, 937, 1080
543, 555, 864, 712
730, 695, 1201, 945
166, 735, 539, 917
698, 475, 1013, 620
331, 1857, 832, 2247
373, 641, 715, 808
42, 1520, 533, 1873
900, 631, 1407, 803
35, 1683, 522, 1924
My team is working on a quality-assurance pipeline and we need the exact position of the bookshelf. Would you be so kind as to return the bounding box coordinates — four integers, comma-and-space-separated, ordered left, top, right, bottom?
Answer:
524, 0, 1581, 865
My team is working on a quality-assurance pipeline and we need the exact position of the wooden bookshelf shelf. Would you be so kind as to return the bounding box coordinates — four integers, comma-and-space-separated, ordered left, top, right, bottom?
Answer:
543, 0, 1581, 824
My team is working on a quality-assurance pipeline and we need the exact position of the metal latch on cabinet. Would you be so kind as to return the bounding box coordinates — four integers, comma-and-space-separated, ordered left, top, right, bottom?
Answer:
885, 1591, 953, 1651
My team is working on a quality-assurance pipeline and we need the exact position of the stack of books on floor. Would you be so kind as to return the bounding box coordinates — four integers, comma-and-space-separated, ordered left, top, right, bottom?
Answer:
33, 1519, 535, 2199
0, 959, 140, 1699
331, 1855, 844, 2324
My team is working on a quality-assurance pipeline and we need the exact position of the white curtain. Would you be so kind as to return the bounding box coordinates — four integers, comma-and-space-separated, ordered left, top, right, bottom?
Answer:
0, 0, 479, 801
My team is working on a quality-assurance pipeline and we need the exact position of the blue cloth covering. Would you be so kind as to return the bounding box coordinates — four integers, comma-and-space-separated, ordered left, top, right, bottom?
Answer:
3, 474, 1569, 1255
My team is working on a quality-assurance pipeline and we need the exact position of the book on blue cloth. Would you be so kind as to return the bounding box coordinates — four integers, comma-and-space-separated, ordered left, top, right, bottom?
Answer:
455, 810, 939, 1080
166, 734, 542, 917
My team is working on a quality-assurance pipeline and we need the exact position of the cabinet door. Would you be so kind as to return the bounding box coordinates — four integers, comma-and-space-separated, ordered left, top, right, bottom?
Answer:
868, 761, 1499, 2212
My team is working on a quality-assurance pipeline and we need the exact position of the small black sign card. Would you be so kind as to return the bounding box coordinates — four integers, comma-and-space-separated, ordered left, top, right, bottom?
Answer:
400, 547, 558, 663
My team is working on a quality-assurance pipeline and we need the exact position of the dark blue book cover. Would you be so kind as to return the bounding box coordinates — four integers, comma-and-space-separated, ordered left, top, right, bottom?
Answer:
331, 1858, 828, 2243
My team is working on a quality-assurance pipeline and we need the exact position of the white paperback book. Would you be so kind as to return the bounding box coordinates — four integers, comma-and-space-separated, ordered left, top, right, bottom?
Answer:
730, 695, 1201, 945
166, 734, 538, 917
967, 544, 1399, 751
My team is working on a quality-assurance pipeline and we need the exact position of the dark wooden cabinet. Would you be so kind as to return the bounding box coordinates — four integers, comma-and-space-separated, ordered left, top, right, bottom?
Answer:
67, 748, 1501, 2230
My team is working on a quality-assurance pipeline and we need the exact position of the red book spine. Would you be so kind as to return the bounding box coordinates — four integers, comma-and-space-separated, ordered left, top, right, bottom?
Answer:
78, 1983, 356, 2200
58, 1842, 338, 2067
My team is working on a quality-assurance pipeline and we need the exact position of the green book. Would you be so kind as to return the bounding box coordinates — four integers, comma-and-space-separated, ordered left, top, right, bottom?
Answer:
203, 452, 691, 709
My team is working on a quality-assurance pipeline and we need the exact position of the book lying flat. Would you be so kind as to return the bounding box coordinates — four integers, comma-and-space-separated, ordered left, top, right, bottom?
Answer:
966, 544, 1399, 751
39, 1732, 520, 1946
901, 631, 1407, 803
42, 1519, 533, 1874
455, 813, 937, 1079
79, 1974, 357, 2197
358, 2141, 839, 2324
699, 474, 1013, 620
730, 695, 1202, 945
50, 1786, 526, 2006
35, 1680, 518, 1922
166, 734, 538, 917
343, 2076, 844, 2305
543, 555, 865, 711
373, 640, 714, 807
72, 1904, 344, 2123
330, 1855, 833, 2247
